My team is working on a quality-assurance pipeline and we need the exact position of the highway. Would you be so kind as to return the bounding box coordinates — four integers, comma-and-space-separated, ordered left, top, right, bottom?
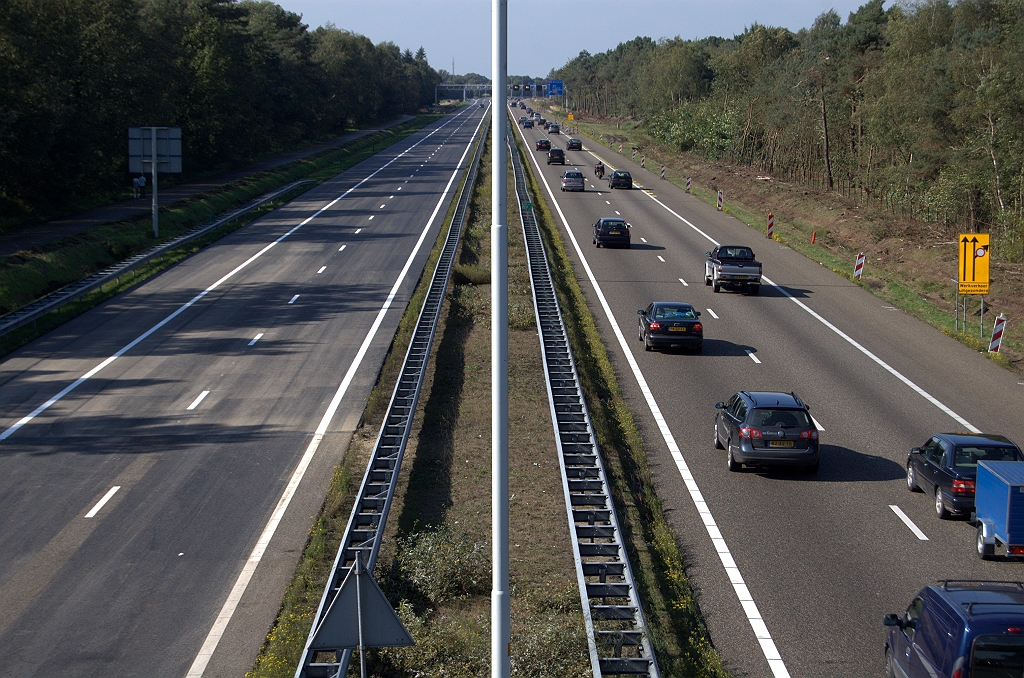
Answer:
0, 104, 486, 678
514, 107, 1024, 677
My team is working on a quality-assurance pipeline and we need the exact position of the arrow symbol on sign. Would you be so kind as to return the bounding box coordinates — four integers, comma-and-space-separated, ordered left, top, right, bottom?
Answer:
971, 236, 979, 280
961, 236, 970, 281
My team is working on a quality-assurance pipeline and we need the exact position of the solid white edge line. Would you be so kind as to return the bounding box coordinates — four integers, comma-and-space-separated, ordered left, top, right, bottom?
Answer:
248, 333, 263, 346
745, 350, 762, 364
811, 415, 825, 432
890, 505, 929, 540
84, 486, 121, 518
186, 390, 210, 410
1, 109, 475, 443
184, 107, 486, 678
515, 120, 792, 678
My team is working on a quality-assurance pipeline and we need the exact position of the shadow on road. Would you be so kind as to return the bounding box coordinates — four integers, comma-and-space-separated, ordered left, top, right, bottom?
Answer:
747, 444, 905, 482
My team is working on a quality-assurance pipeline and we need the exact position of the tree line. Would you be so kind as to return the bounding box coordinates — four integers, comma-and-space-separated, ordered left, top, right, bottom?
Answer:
0, 0, 441, 228
550, 0, 1024, 259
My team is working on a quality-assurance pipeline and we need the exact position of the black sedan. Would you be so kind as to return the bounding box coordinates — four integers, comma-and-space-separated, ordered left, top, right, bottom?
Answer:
593, 217, 630, 248
546, 148, 565, 165
608, 170, 632, 189
566, 138, 583, 150
535, 138, 551, 151
906, 432, 1024, 519
637, 302, 703, 352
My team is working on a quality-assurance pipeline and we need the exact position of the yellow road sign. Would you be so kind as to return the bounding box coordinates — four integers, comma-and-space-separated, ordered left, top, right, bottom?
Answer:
958, 233, 990, 295
567, 113, 574, 120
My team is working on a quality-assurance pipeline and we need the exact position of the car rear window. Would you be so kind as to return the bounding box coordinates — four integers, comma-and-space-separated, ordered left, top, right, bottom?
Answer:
653, 306, 695, 319
566, 172, 582, 178
600, 220, 626, 230
954, 445, 1024, 468
972, 635, 1024, 676
721, 247, 754, 260
748, 409, 812, 428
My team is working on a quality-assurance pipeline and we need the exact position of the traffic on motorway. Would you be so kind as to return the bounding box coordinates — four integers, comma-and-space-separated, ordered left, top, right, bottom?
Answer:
511, 98, 1024, 678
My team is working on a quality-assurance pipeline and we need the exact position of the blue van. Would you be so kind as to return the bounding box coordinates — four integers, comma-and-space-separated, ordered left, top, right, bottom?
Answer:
884, 580, 1024, 677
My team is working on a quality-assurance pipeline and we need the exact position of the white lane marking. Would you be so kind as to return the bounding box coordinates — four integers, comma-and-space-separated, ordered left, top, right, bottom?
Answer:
85, 486, 121, 518
317, 266, 326, 274
745, 349, 761, 364
338, 244, 347, 252
640, 237, 647, 243
389, 195, 394, 199
605, 200, 611, 205
0, 110, 476, 442
354, 228, 362, 234
379, 204, 386, 208
706, 308, 719, 319
248, 333, 263, 346
633, 187, 981, 434
185, 109, 486, 678
811, 415, 824, 432
657, 255, 665, 262
615, 210, 620, 215
368, 215, 374, 220
288, 295, 299, 304
890, 505, 929, 540
679, 278, 688, 287
187, 390, 210, 410
517, 123, 792, 678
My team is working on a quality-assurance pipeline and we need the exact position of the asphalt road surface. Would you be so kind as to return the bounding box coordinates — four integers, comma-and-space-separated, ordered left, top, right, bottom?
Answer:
0, 104, 486, 678
514, 107, 1024, 677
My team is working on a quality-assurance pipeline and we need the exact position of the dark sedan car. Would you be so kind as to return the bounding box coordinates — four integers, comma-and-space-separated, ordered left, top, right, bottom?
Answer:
608, 170, 632, 189
535, 138, 551, 151
546, 148, 565, 165
906, 432, 1024, 519
714, 391, 819, 472
593, 217, 630, 248
566, 138, 583, 150
637, 302, 703, 353
523, 120, 533, 128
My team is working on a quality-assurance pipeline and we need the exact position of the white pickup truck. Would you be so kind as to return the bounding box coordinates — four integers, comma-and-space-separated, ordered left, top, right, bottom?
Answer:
705, 245, 762, 295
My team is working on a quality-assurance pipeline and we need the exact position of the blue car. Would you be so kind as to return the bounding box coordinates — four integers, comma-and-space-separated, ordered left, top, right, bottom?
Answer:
884, 580, 1024, 677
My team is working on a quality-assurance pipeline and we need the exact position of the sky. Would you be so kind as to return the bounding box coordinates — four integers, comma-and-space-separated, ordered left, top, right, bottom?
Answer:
278, 0, 880, 77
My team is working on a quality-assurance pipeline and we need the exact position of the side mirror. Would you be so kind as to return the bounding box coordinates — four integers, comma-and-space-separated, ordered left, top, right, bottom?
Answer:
637, 310, 644, 316
910, 447, 922, 455
626, 223, 632, 229
883, 614, 902, 628
715, 402, 726, 410
706, 251, 713, 258
696, 311, 702, 317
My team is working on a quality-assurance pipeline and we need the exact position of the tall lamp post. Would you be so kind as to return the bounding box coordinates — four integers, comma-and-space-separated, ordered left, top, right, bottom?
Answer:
491, 1, 509, 678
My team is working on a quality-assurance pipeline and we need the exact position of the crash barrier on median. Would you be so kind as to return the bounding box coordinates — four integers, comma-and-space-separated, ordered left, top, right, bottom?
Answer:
854, 252, 866, 279
990, 314, 1007, 353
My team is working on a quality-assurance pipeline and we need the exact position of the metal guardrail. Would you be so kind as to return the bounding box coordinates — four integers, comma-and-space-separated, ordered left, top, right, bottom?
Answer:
294, 117, 488, 678
0, 180, 313, 338
508, 125, 661, 677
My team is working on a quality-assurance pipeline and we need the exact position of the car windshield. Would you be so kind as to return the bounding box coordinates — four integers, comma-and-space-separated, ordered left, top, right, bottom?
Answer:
721, 247, 754, 260
748, 409, 812, 428
653, 305, 695, 320
972, 634, 1024, 677
954, 445, 1024, 468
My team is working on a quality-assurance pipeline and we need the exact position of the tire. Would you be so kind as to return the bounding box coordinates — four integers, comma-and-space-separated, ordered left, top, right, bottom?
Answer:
977, 524, 995, 560
712, 281, 721, 293
748, 285, 760, 296
727, 445, 741, 472
935, 488, 950, 519
644, 333, 653, 352
906, 464, 922, 492
704, 276, 711, 286
714, 423, 724, 449
638, 323, 644, 342
691, 342, 703, 354
885, 649, 897, 678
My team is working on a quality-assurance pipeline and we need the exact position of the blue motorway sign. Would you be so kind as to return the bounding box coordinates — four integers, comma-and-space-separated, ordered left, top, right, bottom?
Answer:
547, 80, 564, 97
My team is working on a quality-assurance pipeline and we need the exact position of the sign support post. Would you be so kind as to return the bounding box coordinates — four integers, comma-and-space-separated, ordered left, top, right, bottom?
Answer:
129, 126, 182, 239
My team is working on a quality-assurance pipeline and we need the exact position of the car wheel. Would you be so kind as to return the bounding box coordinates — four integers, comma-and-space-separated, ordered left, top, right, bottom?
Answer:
704, 276, 711, 286
643, 332, 653, 352
638, 323, 644, 342
625, 243, 631, 249
727, 444, 741, 472
691, 342, 703, 354
747, 285, 760, 296
906, 464, 922, 492
885, 649, 897, 678
935, 488, 950, 519
712, 281, 721, 293
714, 422, 724, 449
977, 524, 995, 560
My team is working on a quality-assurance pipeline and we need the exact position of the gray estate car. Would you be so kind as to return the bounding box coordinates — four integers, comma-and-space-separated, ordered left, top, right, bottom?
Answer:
715, 391, 819, 473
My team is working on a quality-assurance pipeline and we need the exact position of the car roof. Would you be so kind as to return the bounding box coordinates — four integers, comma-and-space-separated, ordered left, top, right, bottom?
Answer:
652, 301, 694, 308
612, 170, 630, 175
930, 581, 1024, 621
739, 391, 806, 409
934, 433, 1018, 447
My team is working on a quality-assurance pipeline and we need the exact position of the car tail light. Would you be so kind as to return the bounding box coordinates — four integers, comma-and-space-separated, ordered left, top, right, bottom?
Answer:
952, 671, 961, 678
799, 430, 819, 440
740, 427, 762, 439
952, 479, 975, 495
693, 323, 702, 332
649, 322, 661, 330
1009, 627, 1022, 634
1010, 546, 1024, 556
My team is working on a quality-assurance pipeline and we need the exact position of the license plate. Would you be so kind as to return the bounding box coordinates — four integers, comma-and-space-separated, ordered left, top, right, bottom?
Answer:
768, 440, 794, 448
610, 231, 621, 235
668, 326, 686, 332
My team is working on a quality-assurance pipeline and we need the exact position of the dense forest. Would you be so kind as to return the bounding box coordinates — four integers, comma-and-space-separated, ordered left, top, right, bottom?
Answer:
550, 0, 1024, 259
0, 0, 441, 227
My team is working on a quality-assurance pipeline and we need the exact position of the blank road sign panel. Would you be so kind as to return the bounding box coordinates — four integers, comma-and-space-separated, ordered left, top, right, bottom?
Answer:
958, 233, 990, 295
128, 127, 182, 174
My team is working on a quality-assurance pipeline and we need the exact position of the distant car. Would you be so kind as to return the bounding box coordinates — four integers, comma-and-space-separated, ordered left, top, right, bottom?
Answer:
479, 103, 485, 108
637, 302, 702, 353
884, 581, 1024, 678
535, 138, 551, 151
560, 170, 585, 192
519, 116, 526, 123
714, 391, 819, 473
607, 170, 632, 189
906, 432, 1024, 519
546, 148, 565, 165
566, 138, 582, 150
549, 124, 560, 134
592, 217, 630, 248
523, 120, 533, 128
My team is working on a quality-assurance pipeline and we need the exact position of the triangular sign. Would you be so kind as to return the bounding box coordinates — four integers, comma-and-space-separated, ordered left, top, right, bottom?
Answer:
309, 557, 414, 650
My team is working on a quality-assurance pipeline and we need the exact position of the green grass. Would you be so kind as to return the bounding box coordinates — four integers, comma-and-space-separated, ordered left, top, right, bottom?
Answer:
514, 131, 728, 677
0, 116, 441, 358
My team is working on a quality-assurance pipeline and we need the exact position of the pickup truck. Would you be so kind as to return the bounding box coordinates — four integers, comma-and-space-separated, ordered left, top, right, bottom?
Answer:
705, 245, 762, 294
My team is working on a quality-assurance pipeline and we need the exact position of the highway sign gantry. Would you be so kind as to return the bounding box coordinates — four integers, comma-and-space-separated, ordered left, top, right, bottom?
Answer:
959, 233, 990, 295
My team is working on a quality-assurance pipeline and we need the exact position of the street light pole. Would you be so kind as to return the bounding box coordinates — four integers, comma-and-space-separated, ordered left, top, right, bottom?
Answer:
491, 1, 509, 678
